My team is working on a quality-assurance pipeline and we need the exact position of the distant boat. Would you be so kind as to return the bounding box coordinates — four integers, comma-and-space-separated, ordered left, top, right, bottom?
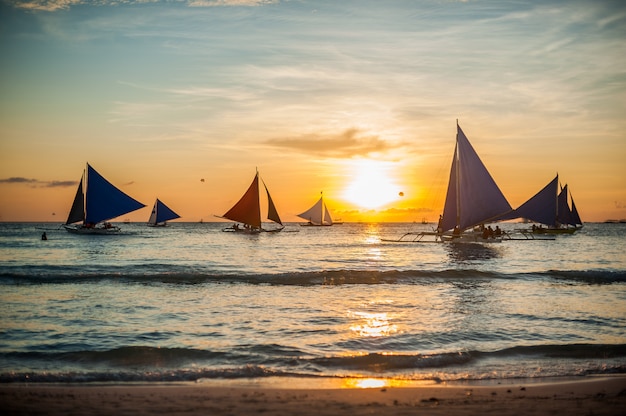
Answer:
514, 174, 583, 234
147, 198, 181, 227
297, 194, 334, 226
437, 122, 512, 241
64, 163, 145, 234
219, 170, 284, 233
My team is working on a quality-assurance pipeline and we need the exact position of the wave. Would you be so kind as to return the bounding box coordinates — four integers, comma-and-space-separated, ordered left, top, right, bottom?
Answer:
1, 267, 625, 286
2, 343, 625, 383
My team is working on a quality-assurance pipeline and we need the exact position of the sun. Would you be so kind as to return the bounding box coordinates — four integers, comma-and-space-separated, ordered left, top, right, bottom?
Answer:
343, 160, 402, 209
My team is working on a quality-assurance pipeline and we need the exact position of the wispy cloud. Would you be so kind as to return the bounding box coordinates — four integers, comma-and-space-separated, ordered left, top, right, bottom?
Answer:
0, 177, 76, 187
8, 0, 276, 12
188, 0, 277, 6
0, 177, 38, 184
265, 128, 404, 158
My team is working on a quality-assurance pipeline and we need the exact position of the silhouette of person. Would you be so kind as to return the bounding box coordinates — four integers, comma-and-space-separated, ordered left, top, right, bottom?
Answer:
41, 232, 47, 240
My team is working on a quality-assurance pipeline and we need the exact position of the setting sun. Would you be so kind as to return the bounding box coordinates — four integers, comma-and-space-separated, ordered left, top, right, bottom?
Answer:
343, 160, 402, 209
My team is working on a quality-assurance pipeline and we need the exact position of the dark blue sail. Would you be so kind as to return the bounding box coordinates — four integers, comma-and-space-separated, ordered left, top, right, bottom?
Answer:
150, 199, 181, 224
85, 164, 145, 224
515, 175, 558, 227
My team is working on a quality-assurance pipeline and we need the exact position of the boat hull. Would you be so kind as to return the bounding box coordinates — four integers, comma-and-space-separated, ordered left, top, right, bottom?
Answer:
531, 226, 581, 235
300, 223, 332, 227
222, 224, 284, 233
63, 224, 121, 235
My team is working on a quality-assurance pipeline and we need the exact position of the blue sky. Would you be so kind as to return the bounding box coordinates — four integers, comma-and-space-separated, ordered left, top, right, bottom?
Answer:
1, 0, 625, 221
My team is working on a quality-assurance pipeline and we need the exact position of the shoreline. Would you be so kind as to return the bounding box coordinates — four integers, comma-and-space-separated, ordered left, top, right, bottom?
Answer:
2, 376, 625, 415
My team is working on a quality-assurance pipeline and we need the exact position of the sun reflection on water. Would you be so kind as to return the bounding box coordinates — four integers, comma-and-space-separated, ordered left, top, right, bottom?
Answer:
348, 310, 398, 337
340, 378, 425, 389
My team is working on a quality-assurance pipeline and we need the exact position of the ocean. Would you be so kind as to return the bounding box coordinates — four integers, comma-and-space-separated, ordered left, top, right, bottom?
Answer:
1, 222, 625, 385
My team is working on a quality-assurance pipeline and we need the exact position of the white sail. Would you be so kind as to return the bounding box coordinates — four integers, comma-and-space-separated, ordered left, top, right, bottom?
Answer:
298, 195, 332, 226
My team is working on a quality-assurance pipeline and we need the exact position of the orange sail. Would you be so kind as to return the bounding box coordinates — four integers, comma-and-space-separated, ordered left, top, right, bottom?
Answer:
223, 173, 262, 228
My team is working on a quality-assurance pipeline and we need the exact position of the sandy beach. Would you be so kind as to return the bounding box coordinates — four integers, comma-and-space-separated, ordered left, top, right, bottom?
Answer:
1, 376, 625, 416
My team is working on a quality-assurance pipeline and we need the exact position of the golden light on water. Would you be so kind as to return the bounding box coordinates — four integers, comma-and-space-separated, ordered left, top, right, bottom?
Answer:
340, 378, 424, 389
349, 311, 398, 338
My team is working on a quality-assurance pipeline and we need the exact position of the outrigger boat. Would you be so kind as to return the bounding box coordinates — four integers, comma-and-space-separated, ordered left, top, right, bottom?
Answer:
384, 122, 554, 243
147, 198, 180, 227
218, 170, 284, 233
64, 163, 145, 234
513, 174, 583, 234
298, 193, 334, 226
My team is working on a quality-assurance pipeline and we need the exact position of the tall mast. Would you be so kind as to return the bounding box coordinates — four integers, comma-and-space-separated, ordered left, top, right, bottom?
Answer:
455, 120, 461, 229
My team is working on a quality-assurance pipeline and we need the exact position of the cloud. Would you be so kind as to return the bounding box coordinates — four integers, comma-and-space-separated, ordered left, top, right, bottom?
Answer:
382, 207, 434, 215
46, 180, 77, 188
10, 0, 91, 11
265, 128, 404, 158
0, 177, 76, 188
188, 0, 277, 6
0, 177, 38, 184
8, 0, 276, 12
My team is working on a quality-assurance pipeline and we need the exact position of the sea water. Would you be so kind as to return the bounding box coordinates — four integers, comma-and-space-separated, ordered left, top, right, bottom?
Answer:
0, 222, 625, 383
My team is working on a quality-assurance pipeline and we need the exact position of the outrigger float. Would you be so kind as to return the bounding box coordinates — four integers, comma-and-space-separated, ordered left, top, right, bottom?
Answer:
382, 228, 555, 243
384, 122, 557, 244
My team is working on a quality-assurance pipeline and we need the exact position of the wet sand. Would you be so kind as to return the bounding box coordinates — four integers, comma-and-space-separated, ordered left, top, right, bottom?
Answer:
1, 376, 625, 415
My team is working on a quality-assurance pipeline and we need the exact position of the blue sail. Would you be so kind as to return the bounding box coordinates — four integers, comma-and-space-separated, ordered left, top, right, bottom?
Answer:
152, 199, 181, 224
85, 164, 145, 224
440, 125, 512, 232
514, 175, 558, 227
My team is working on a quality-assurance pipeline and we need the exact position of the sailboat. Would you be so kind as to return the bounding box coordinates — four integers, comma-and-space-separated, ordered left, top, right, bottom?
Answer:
64, 163, 145, 234
514, 174, 582, 234
219, 170, 284, 233
437, 122, 513, 241
384, 122, 513, 243
297, 194, 334, 226
147, 198, 181, 227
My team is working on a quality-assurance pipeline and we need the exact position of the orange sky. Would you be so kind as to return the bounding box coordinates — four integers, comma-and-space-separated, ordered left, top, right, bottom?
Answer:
1, 1, 625, 223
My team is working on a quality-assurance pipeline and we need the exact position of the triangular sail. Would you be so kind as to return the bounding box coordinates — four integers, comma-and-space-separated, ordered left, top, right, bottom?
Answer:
264, 182, 283, 226
515, 175, 558, 227
66, 174, 85, 224
440, 125, 512, 232
149, 198, 181, 225
440, 143, 459, 232
570, 195, 583, 226
85, 164, 146, 224
222, 173, 261, 228
557, 184, 573, 226
323, 203, 333, 225
297, 196, 325, 225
